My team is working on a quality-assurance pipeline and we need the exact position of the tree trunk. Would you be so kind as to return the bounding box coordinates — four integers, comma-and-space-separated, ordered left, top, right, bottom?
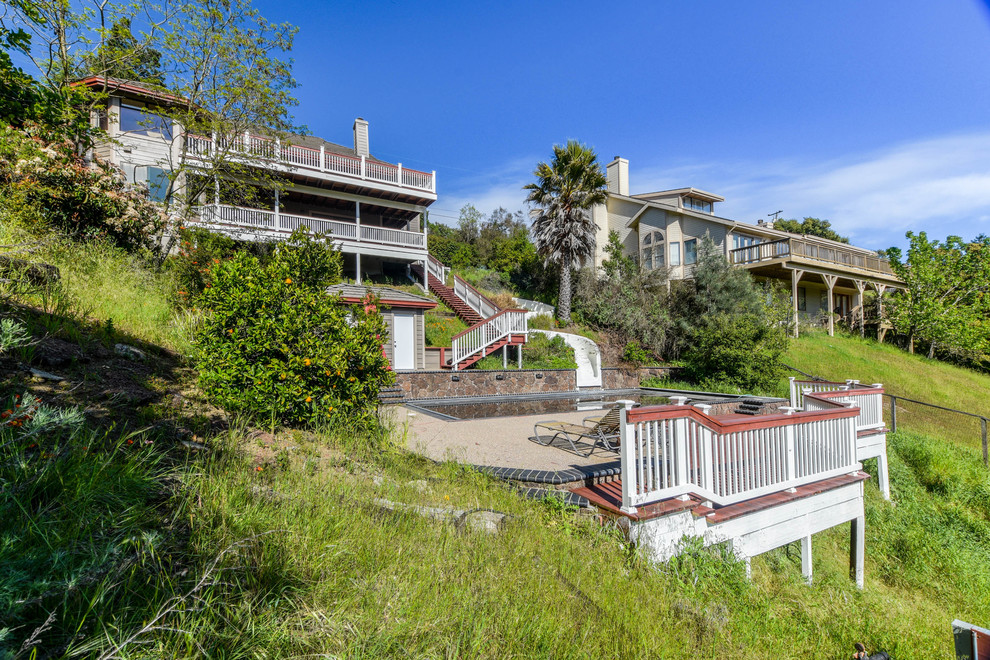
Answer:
927, 341, 936, 359
557, 265, 572, 325
908, 332, 915, 354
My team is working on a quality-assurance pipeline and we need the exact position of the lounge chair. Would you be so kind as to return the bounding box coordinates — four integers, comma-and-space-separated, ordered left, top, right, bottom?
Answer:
532, 404, 625, 457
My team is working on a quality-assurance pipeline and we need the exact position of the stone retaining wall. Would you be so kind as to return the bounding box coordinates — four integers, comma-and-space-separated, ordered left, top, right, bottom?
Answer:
395, 369, 577, 400
602, 367, 678, 390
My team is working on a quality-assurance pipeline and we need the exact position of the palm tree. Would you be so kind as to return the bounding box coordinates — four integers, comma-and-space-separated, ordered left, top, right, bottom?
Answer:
524, 140, 608, 324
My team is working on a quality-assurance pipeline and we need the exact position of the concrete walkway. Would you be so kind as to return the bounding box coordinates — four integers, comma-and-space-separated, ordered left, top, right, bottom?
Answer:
391, 405, 619, 471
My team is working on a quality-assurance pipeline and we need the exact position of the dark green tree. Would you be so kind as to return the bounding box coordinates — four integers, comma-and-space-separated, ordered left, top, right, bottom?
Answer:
84, 18, 164, 84
774, 217, 849, 244
524, 140, 608, 324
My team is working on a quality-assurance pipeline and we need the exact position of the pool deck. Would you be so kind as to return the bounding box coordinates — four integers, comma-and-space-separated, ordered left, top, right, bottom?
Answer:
393, 404, 620, 471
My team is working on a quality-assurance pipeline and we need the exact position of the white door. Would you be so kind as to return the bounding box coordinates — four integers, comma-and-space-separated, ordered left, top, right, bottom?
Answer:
392, 312, 416, 370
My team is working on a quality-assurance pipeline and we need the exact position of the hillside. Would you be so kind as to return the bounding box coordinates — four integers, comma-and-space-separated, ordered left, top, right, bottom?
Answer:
3, 243, 990, 657
787, 330, 990, 454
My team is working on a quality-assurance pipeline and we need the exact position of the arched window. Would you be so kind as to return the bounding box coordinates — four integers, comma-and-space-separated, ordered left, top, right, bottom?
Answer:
641, 230, 665, 269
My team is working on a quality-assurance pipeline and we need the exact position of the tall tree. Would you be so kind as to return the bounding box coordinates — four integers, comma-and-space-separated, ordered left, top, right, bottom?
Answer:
884, 232, 990, 358
524, 140, 608, 324
774, 216, 849, 244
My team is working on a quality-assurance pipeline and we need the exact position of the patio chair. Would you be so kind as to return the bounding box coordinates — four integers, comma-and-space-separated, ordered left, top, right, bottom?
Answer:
532, 403, 625, 457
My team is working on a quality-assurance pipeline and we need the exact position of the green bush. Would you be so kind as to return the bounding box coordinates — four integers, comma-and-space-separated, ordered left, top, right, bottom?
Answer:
682, 313, 787, 392
195, 230, 389, 427
622, 339, 656, 365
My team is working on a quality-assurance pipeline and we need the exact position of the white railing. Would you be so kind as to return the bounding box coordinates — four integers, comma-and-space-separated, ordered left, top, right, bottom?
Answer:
620, 401, 861, 511
197, 204, 429, 250
453, 274, 501, 318
802, 386, 885, 431
789, 377, 884, 430
450, 309, 528, 370
427, 254, 449, 285
360, 224, 425, 248
185, 133, 435, 194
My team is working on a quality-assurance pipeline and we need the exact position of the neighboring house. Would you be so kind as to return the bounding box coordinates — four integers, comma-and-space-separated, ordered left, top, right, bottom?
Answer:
591, 157, 903, 336
76, 76, 437, 288
326, 284, 437, 371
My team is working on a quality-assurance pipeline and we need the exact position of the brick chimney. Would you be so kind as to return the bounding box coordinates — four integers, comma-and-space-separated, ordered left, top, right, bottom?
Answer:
606, 156, 628, 196
353, 117, 369, 157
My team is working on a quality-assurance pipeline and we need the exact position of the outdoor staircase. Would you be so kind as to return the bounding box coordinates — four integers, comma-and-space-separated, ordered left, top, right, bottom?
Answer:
416, 255, 529, 370
735, 399, 766, 415
378, 385, 406, 405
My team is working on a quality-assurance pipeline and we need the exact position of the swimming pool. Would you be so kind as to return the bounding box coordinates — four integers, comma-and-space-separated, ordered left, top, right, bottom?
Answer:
408, 390, 675, 420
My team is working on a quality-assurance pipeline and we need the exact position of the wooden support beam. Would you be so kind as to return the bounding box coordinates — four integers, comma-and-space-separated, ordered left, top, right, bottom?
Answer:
801, 534, 813, 584
791, 269, 805, 338
853, 280, 866, 337
822, 274, 838, 336
850, 515, 865, 589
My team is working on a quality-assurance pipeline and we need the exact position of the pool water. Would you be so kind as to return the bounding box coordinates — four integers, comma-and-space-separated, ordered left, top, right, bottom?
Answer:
411, 391, 672, 420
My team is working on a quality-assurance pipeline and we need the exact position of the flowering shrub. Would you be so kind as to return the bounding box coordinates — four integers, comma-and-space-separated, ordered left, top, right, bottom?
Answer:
194, 233, 391, 427
0, 123, 168, 254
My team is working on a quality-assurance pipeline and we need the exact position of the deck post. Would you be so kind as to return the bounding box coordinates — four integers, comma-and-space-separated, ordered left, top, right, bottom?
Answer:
823, 274, 838, 337
619, 407, 638, 515
850, 515, 865, 589
791, 269, 804, 338
788, 376, 797, 408
877, 451, 891, 501
801, 535, 813, 584
854, 280, 866, 337
355, 200, 361, 242
273, 186, 280, 230
502, 345, 508, 369
517, 343, 523, 369
355, 252, 362, 285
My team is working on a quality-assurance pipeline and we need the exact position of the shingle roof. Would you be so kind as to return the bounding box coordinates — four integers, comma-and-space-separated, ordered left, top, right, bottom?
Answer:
326, 284, 437, 309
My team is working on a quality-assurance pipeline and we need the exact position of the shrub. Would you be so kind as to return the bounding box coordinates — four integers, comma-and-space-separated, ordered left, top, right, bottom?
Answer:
622, 339, 656, 366
195, 231, 390, 427
0, 124, 167, 254
682, 313, 787, 392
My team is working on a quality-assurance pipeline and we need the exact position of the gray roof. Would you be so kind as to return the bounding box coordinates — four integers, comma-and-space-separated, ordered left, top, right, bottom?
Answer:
326, 284, 436, 308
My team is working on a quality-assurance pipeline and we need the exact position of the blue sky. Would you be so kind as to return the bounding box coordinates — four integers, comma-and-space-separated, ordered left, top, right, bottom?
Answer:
250, 0, 990, 250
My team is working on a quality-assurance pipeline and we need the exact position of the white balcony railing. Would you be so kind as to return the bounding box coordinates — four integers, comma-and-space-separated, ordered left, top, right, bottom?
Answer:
197, 204, 425, 250
450, 309, 528, 370
185, 133, 436, 195
620, 400, 861, 511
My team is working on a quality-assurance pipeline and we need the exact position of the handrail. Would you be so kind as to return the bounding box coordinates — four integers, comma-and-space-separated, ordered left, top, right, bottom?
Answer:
427, 254, 449, 285
620, 401, 861, 512
185, 133, 436, 194
453, 273, 502, 318
729, 236, 897, 277
449, 308, 528, 370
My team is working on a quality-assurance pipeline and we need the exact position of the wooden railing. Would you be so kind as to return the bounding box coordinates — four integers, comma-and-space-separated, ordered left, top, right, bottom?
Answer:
450, 308, 528, 370
619, 399, 861, 511
729, 237, 896, 276
803, 387, 885, 431
185, 133, 436, 194
197, 204, 424, 249
453, 274, 502, 319
788, 377, 878, 409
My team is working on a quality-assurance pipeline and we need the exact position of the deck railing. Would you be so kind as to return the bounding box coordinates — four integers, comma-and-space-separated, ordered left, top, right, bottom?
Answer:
802, 387, 885, 431
729, 237, 896, 276
197, 204, 424, 249
619, 400, 861, 511
427, 254, 449, 285
788, 377, 883, 428
184, 133, 436, 194
453, 274, 502, 319
450, 309, 528, 370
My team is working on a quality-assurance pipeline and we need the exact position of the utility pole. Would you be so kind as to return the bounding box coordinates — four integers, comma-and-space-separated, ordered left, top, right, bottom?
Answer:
768, 210, 783, 222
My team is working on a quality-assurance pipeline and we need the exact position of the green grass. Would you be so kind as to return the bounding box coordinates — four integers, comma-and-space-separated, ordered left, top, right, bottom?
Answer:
787, 328, 990, 453
0, 223, 194, 354
425, 302, 469, 347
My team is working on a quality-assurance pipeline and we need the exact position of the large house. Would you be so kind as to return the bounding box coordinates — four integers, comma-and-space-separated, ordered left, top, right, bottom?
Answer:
591, 157, 903, 336
76, 76, 436, 288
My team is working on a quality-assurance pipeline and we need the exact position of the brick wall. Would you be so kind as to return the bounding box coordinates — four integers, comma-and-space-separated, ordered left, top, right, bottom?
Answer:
395, 369, 577, 400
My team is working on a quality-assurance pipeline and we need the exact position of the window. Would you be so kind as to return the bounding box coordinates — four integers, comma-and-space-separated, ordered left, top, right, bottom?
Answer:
797, 287, 807, 312
669, 241, 681, 266
683, 196, 712, 213
119, 104, 172, 138
643, 233, 652, 246
684, 238, 698, 265
732, 234, 761, 250
641, 247, 652, 269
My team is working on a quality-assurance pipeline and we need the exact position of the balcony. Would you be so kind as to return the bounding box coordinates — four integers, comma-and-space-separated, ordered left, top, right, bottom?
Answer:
195, 204, 426, 253
729, 237, 898, 280
184, 133, 436, 196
